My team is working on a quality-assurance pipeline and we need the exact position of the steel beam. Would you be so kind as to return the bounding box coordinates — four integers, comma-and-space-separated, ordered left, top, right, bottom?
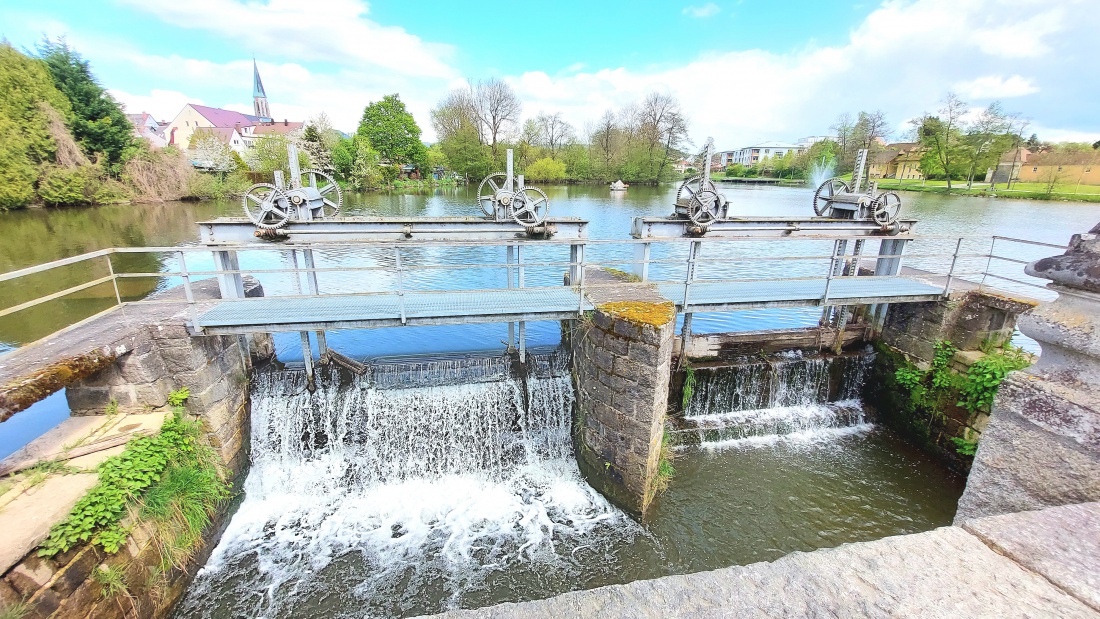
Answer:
198, 217, 589, 244
630, 216, 917, 239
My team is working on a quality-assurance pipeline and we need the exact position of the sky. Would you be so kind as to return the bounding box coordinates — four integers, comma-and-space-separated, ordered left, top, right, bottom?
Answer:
2, 0, 1098, 150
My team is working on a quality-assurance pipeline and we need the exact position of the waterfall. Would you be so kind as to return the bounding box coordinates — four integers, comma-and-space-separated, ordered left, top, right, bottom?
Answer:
675, 351, 875, 449
178, 350, 632, 618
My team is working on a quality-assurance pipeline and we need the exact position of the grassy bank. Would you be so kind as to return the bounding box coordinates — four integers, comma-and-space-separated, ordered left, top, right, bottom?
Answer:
873, 179, 1100, 203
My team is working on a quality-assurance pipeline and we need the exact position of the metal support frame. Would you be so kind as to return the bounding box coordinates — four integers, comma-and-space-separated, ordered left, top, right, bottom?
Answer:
176, 250, 199, 332
394, 246, 406, 324
870, 237, 910, 331
300, 331, 315, 387
632, 242, 651, 282
212, 250, 245, 299
944, 237, 964, 295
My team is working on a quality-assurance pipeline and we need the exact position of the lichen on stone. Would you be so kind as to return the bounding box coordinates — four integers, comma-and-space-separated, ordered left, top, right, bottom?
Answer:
598, 301, 675, 328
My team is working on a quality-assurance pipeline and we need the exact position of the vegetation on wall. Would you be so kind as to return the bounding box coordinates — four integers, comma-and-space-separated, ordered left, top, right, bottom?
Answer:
39, 391, 230, 568
875, 339, 1031, 459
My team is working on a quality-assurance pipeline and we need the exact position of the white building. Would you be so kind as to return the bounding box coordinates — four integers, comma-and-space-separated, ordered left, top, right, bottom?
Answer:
719, 141, 807, 167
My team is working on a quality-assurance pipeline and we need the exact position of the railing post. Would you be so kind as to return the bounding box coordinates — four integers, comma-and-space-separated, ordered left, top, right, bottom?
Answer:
980, 237, 996, 291
288, 249, 303, 294
394, 246, 406, 325
506, 245, 515, 351
683, 241, 700, 311
176, 251, 200, 333
105, 254, 122, 306
517, 244, 525, 362
574, 242, 586, 315
821, 239, 843, 308
300, 331, 315, 390
944, 237, 964, 296
632, 241, 651, 282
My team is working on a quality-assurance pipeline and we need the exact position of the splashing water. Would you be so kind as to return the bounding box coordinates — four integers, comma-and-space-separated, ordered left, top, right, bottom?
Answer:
177, 355, 637, 618
809, 156, 837, 189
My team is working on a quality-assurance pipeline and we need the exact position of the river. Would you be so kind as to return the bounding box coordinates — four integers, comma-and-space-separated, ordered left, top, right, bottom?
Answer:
1, 185, 1098, 616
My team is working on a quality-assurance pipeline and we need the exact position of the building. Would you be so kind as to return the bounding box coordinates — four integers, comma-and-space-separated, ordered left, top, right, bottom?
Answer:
797, 136, 833, 148
1017, 151, 1100, 186
165, 104, 260, 153
866, 143, 925, 181
986, 147, 1031, 184
720, 141, 807, 167
163, 60, 302, 157
126, 112, 168, 148
672, 159, 695, 175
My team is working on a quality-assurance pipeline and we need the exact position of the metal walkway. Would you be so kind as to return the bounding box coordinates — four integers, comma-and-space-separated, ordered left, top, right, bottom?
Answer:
195, 276, 944, 335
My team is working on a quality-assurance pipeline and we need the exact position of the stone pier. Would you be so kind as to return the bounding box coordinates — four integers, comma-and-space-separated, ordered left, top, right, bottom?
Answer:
956, 222, 1100, 522
570, 268, 676, 515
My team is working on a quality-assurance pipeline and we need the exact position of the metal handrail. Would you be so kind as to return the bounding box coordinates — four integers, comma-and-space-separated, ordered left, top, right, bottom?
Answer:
0, 232, 1061, 346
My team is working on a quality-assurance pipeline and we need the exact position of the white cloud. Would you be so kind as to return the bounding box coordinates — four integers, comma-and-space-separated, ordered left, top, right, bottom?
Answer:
683, 3, 720, 18
110, 89, 198, 121
118, 0, 457, 79
505, 0, 1095, 150
953, 75, 1039, 99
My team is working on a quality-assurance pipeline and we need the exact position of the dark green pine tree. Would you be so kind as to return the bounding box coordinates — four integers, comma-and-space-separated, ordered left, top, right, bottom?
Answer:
36, 38, 136, 173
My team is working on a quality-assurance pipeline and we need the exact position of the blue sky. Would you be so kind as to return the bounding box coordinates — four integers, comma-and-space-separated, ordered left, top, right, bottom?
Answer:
3, 0, 1098, 148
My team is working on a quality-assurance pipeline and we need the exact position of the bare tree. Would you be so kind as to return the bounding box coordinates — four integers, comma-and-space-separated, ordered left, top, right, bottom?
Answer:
591, 109, 618, 170
634, 92, 689, 181
830, 112, 855, 172
430, 88, 479, 142
516, 118, 542, 167
473, 78, 521, 157
855, 110, 891, 150
535, 112, 575, 155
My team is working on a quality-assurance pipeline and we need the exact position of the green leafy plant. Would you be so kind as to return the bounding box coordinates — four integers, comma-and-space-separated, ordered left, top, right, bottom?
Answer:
930, 340, 957, 390
949, 436, 979, 456
681, 365, 696, 409
38, 408, 230, 560
93, 564, 128, 599
105, 399, 119, 416
166, 387, 190, 407
958, 348, 1030, 413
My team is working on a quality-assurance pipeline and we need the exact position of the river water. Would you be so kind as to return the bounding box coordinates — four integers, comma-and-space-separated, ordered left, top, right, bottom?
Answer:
2, 185, 1098, 616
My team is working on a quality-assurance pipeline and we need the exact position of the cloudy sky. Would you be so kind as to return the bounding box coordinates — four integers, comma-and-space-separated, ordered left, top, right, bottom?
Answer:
3, 0, 1097, 149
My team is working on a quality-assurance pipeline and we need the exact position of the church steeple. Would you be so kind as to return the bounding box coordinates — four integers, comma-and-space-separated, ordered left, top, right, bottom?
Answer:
253, 59, 271, 120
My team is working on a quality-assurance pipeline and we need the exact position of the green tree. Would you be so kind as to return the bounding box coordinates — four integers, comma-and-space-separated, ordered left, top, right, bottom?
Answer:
300, 123, 333, 172
350, 138, 382, 189
913, 93, 969, 187
36, 39, 135, 173
244, 134, 309, 175
439, 124, 492, 180
357, 94, 427, 168
525, 157, 567, 181
425, 143, 448, 171
0, 111, 36, 208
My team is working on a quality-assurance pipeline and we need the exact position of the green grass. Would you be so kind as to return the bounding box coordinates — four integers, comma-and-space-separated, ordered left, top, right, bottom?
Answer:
874, 178, 1100, 202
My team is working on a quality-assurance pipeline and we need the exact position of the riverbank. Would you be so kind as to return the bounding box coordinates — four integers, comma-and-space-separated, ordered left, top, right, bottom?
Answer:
873, 179, 1100, 203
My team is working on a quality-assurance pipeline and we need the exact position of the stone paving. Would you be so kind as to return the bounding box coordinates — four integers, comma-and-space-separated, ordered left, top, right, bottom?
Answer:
426, 502, 1100, 619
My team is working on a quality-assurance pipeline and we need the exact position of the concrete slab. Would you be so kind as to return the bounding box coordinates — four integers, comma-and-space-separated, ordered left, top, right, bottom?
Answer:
0, 472, 97, 574
963, 502, 1100, 612
0, 412, 168, 476
426, 512, 1100, 619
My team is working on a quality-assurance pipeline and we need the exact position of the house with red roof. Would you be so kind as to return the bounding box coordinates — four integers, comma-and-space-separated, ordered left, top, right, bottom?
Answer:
164, 60, 303, 157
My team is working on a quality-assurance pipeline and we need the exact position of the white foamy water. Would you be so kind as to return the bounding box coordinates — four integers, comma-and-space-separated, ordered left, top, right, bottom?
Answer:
178, 361, 635, 618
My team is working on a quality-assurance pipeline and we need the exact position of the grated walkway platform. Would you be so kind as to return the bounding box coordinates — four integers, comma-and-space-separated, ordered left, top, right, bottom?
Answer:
196, 276, 944, 334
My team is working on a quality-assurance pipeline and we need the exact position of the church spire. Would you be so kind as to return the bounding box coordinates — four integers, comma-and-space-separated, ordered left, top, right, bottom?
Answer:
253, 58, 271, 120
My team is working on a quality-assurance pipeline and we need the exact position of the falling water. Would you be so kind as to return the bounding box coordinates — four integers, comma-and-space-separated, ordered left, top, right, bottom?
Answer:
177, 351, 634, 618
676, 351, 875, 448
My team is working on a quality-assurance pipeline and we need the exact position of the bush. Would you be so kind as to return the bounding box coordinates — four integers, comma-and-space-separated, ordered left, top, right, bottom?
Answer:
37, 165, 88, 205
525, 157, 567, 182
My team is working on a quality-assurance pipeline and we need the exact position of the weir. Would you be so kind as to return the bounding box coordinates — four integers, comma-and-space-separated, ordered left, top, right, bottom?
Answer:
3, 146, 1093, 618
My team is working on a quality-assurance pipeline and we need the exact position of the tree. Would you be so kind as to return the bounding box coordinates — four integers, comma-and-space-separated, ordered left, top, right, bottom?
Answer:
632, 92, 689, 182
349, 138, 382, 189
535, 112, 574, 155
190, 132, 235, 172
0, 111, 36, 208
430, 88, 479, 142
913, 92, 968, 188
590, 109, 619, 175
830, 113, 855, 173
245, 134, 309, 174
525, 157, 567, 181
1093, 140, 1100, 150
36, 38, 135, 173
960, 102, 1013, 188
472, 78, 521, 158
439, 124, 492, 180
300, 122, 334, 173
357, 94, 427, 167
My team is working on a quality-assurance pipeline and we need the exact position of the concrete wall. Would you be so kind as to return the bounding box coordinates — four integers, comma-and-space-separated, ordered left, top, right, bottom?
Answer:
956, 223, 1100, 521
572, 301, 675, 516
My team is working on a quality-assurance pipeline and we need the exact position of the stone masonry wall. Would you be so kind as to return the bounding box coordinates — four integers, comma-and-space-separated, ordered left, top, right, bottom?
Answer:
573, 302, 675, 515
